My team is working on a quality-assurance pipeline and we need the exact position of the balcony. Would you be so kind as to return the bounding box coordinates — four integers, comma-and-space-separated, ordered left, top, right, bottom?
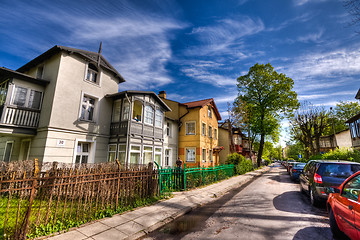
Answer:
0, 105, 40, 128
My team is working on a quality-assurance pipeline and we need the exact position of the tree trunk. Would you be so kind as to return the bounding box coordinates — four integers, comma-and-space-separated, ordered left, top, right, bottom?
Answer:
257, 133, 265, 167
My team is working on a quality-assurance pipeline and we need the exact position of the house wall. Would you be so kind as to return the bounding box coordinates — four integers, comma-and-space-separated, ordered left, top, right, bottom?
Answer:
163, 118, 178, 167
218, 127, 230, 164
336, 129, 352, 148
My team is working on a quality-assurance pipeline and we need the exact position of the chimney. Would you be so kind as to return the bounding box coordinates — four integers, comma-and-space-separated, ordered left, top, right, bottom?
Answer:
159, 91, 166, 99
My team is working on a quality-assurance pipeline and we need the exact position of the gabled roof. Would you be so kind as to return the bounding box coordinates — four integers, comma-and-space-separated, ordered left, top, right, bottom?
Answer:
356, 88, 360, 100
0, 67, 49, 86
106, 90, 171, 112
17, 45, 125, 83
182, 98, 221, 120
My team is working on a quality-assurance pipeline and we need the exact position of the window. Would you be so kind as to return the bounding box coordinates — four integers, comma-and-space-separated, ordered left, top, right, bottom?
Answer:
214, 129, 217, 140
208, 106, 212, 118
166, 122, 171, 137
202, 123, 206, 136
186, 122, 196, 135
19, 140, 31, 160
122, 101, 130, 121
75, 142, 90, 164
209, 126, 212, 138
108, 144, 116, 162
12, 86, 43, 110
165, 149, 171, 166
3, 141, 13, 162
132, 100, 142, 122
36, 65, 44, 79
80, 95, 95, 121
144, 105, 154, 125
86, 63, 99, 84
209, 149, 213, 162
118, 144, 126, 164
155, 109, 163, 127
155, 147, 162, 165
130, 145, 141, 164
202, 149, 206, 162
0, 80, 9, 105
186, 147, 196, 162
143, 146, 153, 164
341, 175, 360, 201
112, 100, 121, 122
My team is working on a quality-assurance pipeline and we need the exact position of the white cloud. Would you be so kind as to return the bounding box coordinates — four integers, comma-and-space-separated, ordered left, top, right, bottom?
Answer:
214, 95, 237, 104
293, 0, 328, 6
297, 29, 324, 43
298, 90, 355, 100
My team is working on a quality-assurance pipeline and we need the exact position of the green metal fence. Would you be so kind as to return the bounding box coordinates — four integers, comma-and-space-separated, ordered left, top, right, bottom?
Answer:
156, 163, 234, 194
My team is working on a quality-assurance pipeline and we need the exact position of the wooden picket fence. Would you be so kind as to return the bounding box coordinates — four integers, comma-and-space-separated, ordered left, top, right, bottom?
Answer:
0, 160, 158, 239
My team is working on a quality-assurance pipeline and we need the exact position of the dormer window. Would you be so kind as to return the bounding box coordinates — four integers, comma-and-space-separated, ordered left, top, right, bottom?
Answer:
86, 63, 99, 84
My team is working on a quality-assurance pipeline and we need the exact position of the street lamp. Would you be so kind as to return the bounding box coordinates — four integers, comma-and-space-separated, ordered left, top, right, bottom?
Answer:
330, 107, 338, 149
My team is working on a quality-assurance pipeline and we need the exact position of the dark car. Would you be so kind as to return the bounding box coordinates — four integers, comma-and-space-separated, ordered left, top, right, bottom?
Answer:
290, 162, 306, 181
327, 170, 360, 239
286, 160, 297, 173
299, 160, 360, 206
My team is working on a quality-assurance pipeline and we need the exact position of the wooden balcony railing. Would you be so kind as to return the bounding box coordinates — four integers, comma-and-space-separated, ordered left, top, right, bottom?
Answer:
0, 105, 40, 128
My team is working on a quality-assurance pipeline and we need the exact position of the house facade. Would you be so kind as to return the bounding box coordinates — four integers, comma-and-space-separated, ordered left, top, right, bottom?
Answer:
159, 92, 221, 167
106, 91, 171, 166
318, 129, 352, 152
346, 88, 360, 150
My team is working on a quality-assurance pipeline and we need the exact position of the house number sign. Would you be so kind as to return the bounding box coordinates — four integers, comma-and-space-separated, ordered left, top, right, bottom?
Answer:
57, 140, 66, 147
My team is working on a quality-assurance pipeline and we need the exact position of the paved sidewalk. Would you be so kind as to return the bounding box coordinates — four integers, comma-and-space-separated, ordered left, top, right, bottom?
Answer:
46, 167, 270, 240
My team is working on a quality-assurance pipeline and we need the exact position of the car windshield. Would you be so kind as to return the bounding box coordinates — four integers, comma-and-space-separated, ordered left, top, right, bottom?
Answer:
317, 163, 360, 178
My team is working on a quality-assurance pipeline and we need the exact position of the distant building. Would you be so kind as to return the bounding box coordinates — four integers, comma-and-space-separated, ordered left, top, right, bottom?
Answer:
318, 129, 352, 152
346, 88, 360, 150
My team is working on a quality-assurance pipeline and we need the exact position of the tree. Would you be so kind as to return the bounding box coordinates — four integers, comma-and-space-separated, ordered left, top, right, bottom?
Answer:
236, 63, 298, 167
289, 103, 329, 158
343, 0, 360, 29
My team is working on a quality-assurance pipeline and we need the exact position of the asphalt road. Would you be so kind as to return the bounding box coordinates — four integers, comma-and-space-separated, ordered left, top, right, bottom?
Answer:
141, 163, 337, 240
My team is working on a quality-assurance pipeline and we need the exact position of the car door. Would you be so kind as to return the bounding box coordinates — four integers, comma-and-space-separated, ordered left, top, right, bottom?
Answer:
334, 175, 360, 239
301, 162, 314, 191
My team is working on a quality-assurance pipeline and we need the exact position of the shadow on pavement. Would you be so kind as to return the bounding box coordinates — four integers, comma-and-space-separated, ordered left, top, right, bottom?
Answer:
292, 226, 346, 240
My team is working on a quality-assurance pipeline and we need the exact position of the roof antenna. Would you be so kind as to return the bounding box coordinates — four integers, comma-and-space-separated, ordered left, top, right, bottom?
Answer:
97, 42, 102, 67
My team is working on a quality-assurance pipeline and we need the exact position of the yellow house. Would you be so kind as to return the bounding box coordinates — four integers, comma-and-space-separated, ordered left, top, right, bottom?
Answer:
159, 92, 222, 167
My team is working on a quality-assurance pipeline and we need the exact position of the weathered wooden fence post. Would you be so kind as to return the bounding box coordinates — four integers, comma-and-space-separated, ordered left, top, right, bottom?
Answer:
21, 158, 40, 239
115, 159, 121, 210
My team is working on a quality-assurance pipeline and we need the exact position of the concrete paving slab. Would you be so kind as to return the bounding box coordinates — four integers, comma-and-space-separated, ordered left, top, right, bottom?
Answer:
92, 228, 127, 240
115, 221, 144, 236
47, 230, 87, 240
133, 214, 162, 229
77, 222, 111, 237
100, 215, 130, 228
122, 210, 146, 220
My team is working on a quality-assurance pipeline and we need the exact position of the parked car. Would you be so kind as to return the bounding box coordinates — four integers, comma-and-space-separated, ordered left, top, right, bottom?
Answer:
287, 161, 297, 174
290, 162, 306, 181
299, 160, 360, 206
327, 170, 360, 239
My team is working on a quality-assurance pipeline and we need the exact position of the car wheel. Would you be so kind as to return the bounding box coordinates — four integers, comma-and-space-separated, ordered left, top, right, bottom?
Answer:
310, 188, 319, 206
329, 208, 345, 238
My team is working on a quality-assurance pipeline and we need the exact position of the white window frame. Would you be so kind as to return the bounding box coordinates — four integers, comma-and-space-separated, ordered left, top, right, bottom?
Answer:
107, 144, 117, 162
36, 65, 44, 79
129, 144, 141, 164
186, 121, 196, 135
84, 63, 102, 86
155, 109, 163, 128
143, 145, 153, 165
144, 105, 154, 125
122, 99, 130, 121
154, 147, 162, 165
185, 147, 196, 162
73, 139, 96, 164
10, 85, 43, 110
132, 100, 143, 122
166, 122, 172, 137
19, 139, 31, 160
209, 149, 213, 162
112, 100, 121, 123
165, 149, 171, 166
208, 106, 212, 118
79, 92, 98, 122
202, 148, 206, 163
117, 143, 126, 164
3, 141, 14, 162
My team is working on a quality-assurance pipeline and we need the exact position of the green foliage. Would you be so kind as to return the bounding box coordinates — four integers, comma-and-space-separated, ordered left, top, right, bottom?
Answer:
226, 153, 246, 165
236, 63, 299, 165
286, 141, 305, 161
235, 159, 254, 175
308, 148, 360, 163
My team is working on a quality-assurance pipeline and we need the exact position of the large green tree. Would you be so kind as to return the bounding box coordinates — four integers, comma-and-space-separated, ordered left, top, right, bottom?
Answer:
236, 63, 298, 167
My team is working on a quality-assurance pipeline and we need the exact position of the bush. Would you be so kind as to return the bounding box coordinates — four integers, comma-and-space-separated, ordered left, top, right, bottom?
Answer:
226, 153, 246, 165
236, 159, 254, 175
308, 148, 360, 162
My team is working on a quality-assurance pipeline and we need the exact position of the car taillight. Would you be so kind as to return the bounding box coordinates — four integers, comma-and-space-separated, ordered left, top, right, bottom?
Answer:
292, 169, 297, 172
314, 173, 323, 184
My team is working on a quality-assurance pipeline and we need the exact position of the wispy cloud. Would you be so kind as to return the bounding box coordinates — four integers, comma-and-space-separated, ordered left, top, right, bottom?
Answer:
293, 0, 329, 6
297, 29, 324, 43
298, 90, 356, 100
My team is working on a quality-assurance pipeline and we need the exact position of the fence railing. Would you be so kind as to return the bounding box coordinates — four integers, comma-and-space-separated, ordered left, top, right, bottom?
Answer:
0, 160, 158, 240
157, 164, 235, 194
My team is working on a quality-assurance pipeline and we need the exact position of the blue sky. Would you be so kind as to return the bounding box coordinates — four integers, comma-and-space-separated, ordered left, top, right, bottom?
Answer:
1, 0, 359, 145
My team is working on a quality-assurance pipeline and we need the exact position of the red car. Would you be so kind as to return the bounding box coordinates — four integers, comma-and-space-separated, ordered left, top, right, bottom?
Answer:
327, 171, 360, 239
